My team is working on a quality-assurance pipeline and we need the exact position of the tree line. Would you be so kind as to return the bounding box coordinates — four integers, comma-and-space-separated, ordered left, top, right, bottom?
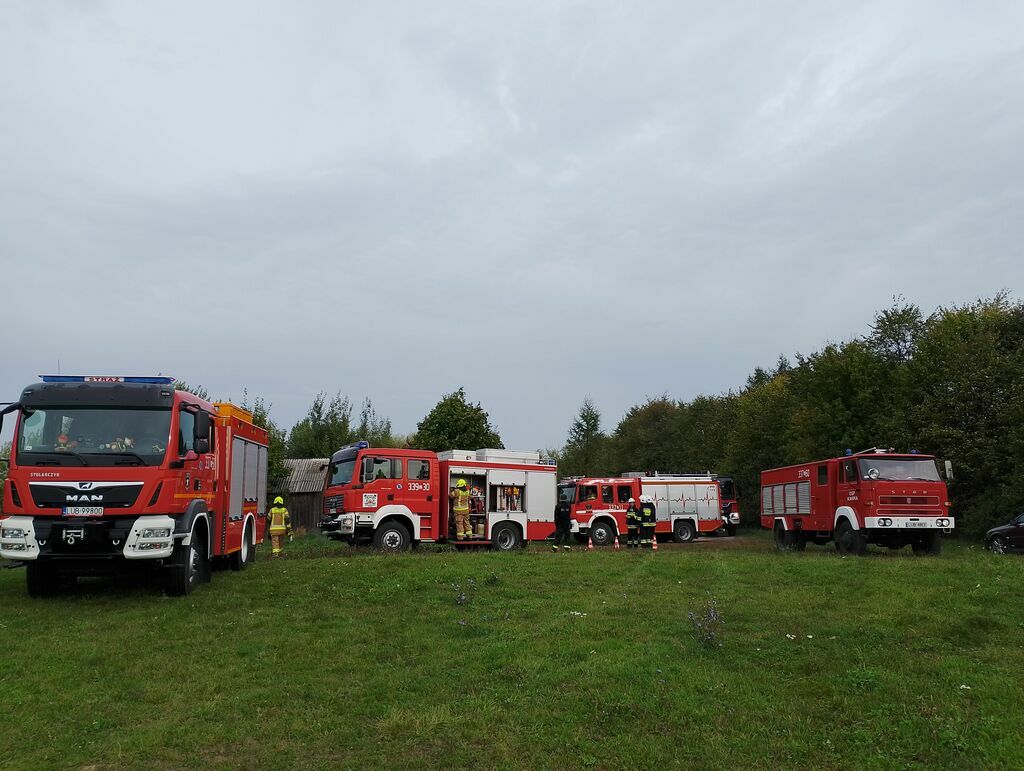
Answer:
555, 294, 1024, 539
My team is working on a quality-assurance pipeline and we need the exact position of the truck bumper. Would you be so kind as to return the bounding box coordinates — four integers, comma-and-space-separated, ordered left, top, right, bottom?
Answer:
0, 515, 178, 561
865, 516, 953, 531
320, 513, 355, 539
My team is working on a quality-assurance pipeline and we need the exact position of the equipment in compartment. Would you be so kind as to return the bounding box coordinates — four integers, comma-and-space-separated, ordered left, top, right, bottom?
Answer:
490, 484, 524, 512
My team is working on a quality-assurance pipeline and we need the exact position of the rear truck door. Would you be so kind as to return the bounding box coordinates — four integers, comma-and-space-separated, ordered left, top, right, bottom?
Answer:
403, 458, 435, 539
812, 463, 829, 529
696, 483, 721, 531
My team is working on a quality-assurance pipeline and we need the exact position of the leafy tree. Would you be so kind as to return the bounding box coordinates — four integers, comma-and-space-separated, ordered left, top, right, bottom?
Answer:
356, 398, 400, 448
413, 388, 503, 452
611, 397, 681, 473
867, 296, 925, 364
172, 381, 210, 401
287, 392, 355, 458
559, 398, 609, 476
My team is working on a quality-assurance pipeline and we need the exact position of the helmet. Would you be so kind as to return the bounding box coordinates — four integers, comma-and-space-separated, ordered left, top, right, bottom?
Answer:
456, 479, 468, 489
274, 496, 284, 505
627, 497, 636, 504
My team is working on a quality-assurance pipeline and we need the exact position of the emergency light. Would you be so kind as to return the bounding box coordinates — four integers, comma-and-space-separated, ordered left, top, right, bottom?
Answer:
39, 375, 176, 385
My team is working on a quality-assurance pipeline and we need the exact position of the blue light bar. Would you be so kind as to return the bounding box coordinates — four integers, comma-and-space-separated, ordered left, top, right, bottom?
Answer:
40, 375, 176, 385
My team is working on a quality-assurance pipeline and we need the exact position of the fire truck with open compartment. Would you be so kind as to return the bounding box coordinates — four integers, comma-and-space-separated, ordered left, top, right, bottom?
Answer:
320, 443, 558, 550
0, 376, 269, 596
760, 449, 953, 555
558, 473, 732, 546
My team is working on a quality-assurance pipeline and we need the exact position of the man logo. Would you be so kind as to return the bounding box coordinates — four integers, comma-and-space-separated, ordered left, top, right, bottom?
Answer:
78, 482, 94, 490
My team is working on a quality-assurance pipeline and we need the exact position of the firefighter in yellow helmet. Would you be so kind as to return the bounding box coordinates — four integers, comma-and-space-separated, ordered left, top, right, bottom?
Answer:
450, 478, 471, 540
268, 495, 293, 557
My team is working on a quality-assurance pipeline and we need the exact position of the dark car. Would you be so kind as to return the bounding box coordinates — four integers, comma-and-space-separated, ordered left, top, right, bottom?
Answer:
985, 513, 1024, 554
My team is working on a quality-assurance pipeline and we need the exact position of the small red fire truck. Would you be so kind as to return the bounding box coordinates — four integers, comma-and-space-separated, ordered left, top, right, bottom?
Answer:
0, 376, 269, 596
760, 449, 953, 555
559, 473, 731, 546
320, 443, 558, 550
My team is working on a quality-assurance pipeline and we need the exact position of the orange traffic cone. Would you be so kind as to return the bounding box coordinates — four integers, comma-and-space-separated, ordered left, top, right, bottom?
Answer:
651, 534, 659, 552
587, 535, 594, 551
614, 535, 621, 551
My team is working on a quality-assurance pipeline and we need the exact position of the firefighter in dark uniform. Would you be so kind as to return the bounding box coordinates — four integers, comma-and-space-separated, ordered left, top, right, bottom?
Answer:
640, 495, 657, 549
552, 499, 573, 551
626, 497, 640, 549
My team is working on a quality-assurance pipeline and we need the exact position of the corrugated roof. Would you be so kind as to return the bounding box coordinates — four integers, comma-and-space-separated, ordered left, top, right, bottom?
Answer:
283, 458, 329, 494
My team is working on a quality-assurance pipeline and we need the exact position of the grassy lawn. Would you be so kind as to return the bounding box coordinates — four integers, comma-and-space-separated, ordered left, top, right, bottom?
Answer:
1, 534, 1022, 769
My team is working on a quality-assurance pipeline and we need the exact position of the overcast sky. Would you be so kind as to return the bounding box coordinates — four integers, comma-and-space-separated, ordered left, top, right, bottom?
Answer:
2, 1, 1022, 450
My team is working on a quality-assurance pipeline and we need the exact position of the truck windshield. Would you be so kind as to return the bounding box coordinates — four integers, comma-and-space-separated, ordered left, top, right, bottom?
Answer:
16, 407, 171, 466
557, 484, 576, 504
329, 458, 357, 485
857, 458, 941, 482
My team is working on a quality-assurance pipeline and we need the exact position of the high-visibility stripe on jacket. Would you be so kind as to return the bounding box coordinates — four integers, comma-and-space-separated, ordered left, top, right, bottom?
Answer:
451, 488, 470, 513
269, 506, 291, 533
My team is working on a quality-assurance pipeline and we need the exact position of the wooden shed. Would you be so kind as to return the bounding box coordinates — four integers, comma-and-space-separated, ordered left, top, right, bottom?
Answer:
281, 458, 328, 533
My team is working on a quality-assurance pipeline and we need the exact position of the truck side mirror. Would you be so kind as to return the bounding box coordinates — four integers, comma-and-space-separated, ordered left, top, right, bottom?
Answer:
944, 460, 954, 481
194, 410, 211, 443
195, 437, 210, 454
360, 456, 374, 483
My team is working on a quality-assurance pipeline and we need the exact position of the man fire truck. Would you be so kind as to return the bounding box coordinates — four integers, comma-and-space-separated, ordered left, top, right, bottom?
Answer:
760, 448, 953, 555
320, 443, 557, 551
558, 473, 735, 547
0, 376, 269, 596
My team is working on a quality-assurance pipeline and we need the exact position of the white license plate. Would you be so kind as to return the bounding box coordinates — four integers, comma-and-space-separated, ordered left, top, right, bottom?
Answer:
63, 506, 104, 517
905, 521, 928, 528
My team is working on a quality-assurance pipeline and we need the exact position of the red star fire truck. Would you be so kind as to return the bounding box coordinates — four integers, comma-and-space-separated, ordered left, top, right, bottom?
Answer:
559, 473, 735, 546
320, 443, 558, 550
0, 376, 269, 596
760, 449, 953, 555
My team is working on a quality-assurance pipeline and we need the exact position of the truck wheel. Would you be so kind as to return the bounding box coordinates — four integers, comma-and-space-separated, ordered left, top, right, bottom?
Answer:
589, 520, 615, 547
26, 561, 61, 598
673, 520, 696, 543
726, 523, 738, 537
492, 522, 522, 551
834, 519, 867, 556
229, 521, 254, 571
912, 531, 942, 556
166, 535, 208, 596
773, 523, 793, 551
373, 521, 411, 552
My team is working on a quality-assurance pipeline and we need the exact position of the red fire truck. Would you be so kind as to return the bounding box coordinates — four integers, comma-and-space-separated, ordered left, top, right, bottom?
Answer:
0, 376, 269, 596
559, 473, 731, 546
760, 449, 953, 555
320, 444, 558, 550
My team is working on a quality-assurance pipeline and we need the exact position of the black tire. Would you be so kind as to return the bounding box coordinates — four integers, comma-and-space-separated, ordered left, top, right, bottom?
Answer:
166, 529, 209, 596
989, 536, 1008, 555
834, 519, 867, 556
373, 521, 411, 552
774, 523, 793, 551
673, 519, 696, 543
492, 522, 522, 552
589, 520, 615, 547
26, 561, 61, 598
229, 521, 254, 571
726, 523, 738, 537
912, 531, 942, 556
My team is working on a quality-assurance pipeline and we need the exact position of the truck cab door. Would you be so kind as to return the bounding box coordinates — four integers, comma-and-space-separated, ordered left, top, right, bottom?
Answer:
359, 455, 402, 510
838, 459, 860, 516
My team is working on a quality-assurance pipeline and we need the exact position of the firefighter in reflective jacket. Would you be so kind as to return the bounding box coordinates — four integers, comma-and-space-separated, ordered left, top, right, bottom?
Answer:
268, 496, 293, 557
626, 497, 641, 549
451, 479, 472, 540
639, 495, 657, 549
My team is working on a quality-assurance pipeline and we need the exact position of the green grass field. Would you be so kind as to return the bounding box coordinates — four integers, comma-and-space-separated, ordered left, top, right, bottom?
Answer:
1, 535, 1022, 769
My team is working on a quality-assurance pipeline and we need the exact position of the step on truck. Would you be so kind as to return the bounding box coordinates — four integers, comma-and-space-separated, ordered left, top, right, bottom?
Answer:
559, 473, 730, 546
0, 376, 269, 596
761, 448, 954, 555
320, 443, 558, 551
